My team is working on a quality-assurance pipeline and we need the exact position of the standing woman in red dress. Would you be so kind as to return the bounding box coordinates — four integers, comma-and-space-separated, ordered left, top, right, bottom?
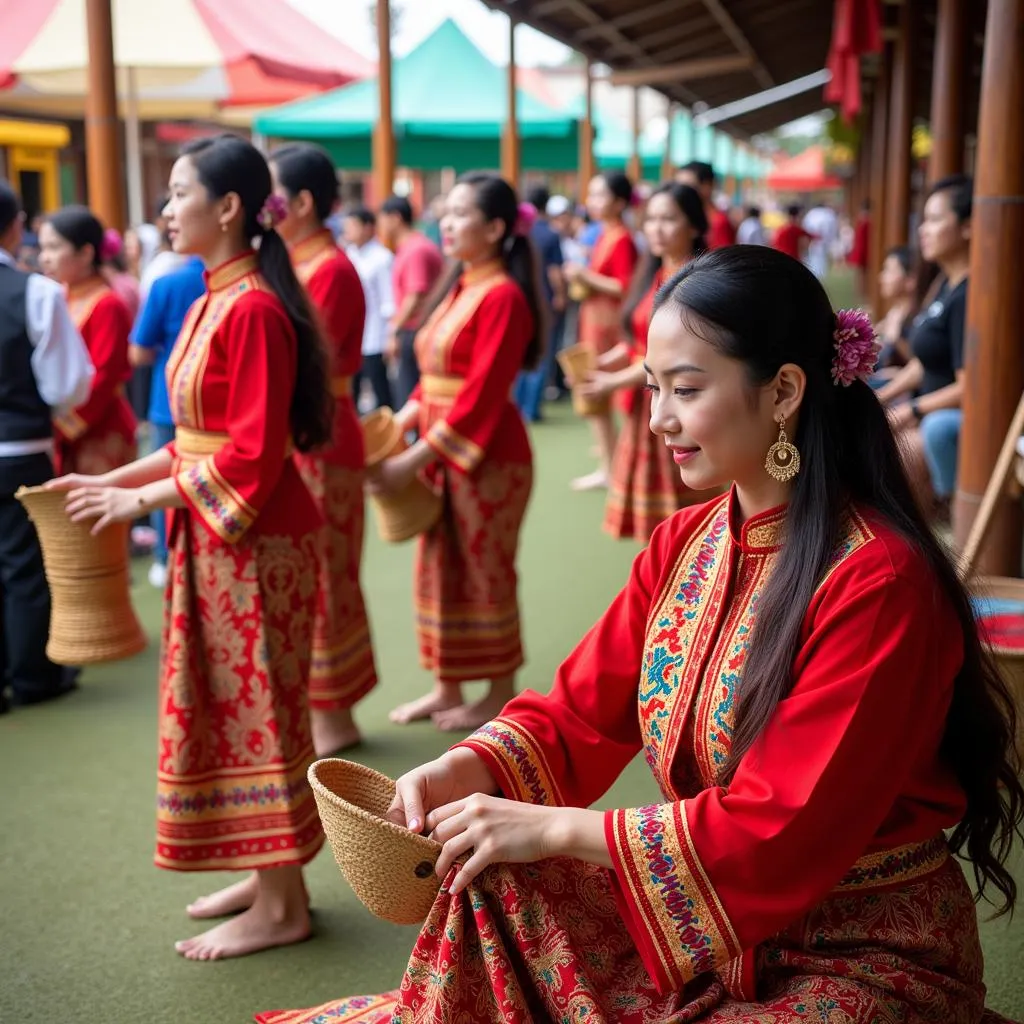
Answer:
582, 183, 718, 541
50, 135, 333, 960
270, 143, 378, 757
564, 173, 638, 491
371, 172, 544, 732
38, 207, 136, 475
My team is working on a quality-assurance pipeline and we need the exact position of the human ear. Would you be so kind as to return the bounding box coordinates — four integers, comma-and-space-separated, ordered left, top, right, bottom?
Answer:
772, 363, 806, 421
219, 192, 243, 232
484, 217, 506, 247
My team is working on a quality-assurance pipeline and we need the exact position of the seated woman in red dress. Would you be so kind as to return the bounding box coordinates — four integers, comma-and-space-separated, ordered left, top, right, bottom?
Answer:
582, 183, 721, 542
370, 172, 545, 733
269, 143, 379, 758
52, 135, 334, 961
38, 207, 136, 475
261, 247, 1022, 1023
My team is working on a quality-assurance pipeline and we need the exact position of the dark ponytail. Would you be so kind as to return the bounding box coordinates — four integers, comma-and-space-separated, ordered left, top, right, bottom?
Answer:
657, 246, 1023, 916
181, 134, 332, 452
428, 171, 546, 371
622, 181, 708, 338
45, 205, 104, 271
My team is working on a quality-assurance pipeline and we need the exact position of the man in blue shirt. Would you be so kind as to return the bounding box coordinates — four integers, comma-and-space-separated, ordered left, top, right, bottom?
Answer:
129, 255, 205, 587
515, 186, 567, 422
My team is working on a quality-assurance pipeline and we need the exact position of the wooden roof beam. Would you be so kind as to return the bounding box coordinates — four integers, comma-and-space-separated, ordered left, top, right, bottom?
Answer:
700, 0, 774, 88
608, 54, 755, 87
575, 0, 695, 41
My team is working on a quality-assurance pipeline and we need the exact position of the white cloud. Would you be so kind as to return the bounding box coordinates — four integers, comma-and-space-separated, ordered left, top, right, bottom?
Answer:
285, 0, 571, 66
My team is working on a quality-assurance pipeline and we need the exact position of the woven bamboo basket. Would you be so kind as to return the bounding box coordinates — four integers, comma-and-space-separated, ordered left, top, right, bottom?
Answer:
557, 343, 609, 418
972, 575, 1024, 761
309, 759, 442, 925
361, 407, 442, 544
16, 486, 147, 665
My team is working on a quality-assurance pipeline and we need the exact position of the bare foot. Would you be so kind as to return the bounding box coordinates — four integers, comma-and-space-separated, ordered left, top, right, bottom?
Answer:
389, 688, 462, 725
571, 469, 608, 492
311, 708, 362, 757
432, 692, 510, 733
175, 901, 311, 961
187, 874, 258, 920
187, 874, 311, 920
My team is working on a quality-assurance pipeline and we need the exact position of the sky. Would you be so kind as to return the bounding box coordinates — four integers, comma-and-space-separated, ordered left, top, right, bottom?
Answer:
285, 0, 572, 66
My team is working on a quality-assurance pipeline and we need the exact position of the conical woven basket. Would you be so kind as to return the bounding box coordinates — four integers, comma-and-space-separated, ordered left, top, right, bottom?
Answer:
361, 408, 442, 544
557, 343, 609, 417
309, 759, 442, 925
16, 486, 147, 665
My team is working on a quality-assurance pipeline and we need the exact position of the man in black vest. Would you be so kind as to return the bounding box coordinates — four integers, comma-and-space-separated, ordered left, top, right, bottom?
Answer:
0, 180, 93, 713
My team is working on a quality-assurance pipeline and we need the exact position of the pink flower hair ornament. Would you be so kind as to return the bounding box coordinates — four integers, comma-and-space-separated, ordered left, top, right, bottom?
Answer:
257, 193, 289, 232
513, 201, 537, 237
831, 308, 881, 387
100, 228, 123, 263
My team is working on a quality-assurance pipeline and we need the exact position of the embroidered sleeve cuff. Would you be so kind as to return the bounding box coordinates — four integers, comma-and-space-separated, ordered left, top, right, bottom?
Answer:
175, 456, 257, 543
605, 803, 741, 994
425, 419, 484, 475
53, 408, 88, 441
455, 718, 565, 807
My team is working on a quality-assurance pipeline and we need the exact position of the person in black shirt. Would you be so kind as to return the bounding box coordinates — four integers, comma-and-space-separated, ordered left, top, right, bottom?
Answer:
878, 176, 972, 516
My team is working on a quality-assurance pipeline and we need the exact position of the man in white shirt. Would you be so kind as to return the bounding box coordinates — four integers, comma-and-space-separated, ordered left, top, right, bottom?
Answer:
737, 206, 768, 246
344, 205, 396, 412
0, 180, 93, 713
803, 204, 838, 280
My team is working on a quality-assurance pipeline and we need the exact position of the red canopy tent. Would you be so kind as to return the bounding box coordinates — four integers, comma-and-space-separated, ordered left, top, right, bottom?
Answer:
766, 146, 843, 193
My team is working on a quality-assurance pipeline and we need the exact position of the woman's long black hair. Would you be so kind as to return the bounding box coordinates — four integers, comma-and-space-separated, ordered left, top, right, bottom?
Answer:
655, 245, 1022, 915
622, 182, 707, 339
425, 171, 546, 370
181, 135, 332, 452
45, 206, 104, 272
268, 143, 340, 224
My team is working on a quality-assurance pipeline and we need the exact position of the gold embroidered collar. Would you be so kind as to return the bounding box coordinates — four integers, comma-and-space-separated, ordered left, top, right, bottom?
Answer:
206, 251, 259, 292
290, 229, 335, 265
461, 259, 503, 287
728, 488, 787, 554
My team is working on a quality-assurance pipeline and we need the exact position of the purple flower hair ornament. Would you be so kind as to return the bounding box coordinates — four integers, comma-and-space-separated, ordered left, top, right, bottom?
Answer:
257, 193, 289, 232
513, 202, 538, 237
831, 308, 881, 387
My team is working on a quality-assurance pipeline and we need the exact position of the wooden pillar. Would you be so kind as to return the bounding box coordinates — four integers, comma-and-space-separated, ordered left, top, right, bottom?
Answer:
627, 87, 642, 182
372, 0, 396, 203
84, 0, 124, 230
661, 98, 674, 182
868, 55, 891, 316
578, 60, 595, 196
501, 17, 520, 186
929, 0, 967, 180
953, 0, 1024, 574
884, 0, 914, 254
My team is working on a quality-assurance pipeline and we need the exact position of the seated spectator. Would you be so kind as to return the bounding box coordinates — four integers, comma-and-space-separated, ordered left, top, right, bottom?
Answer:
870, 245, 918, 386
877, 176, 973, 519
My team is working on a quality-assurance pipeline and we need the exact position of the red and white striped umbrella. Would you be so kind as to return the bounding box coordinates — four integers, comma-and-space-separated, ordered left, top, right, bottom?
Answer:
0, 0, 374, 117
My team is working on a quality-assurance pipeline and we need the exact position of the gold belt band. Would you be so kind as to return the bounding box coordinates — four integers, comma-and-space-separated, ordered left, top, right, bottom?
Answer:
421, 374, 464, 401
174, 427, 230, 458
331, 375, 354, 398
836, 836, 949, 892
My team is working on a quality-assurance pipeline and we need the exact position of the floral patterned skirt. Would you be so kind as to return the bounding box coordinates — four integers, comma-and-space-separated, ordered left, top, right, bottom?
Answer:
294, 456, 378, 712
155, 514, 324, 872
604, 391, 716, 542
256, 846, 1007, 1024
415, 460, 532, 685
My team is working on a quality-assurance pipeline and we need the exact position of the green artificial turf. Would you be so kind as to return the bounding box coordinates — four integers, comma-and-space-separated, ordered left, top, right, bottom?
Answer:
2, 272, 1021, 1021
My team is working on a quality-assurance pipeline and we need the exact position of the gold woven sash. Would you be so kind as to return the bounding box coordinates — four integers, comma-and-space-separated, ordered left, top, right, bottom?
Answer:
174, 427, 230, 459
835, 836, 949, 892
420, 374, 463, 403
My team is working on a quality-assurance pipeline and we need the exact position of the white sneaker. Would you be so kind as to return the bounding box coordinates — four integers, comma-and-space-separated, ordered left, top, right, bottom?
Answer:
148, 562, 168, 589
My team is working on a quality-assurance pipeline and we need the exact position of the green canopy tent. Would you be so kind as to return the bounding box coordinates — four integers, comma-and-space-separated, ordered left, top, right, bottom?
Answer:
252, 19, 578, 172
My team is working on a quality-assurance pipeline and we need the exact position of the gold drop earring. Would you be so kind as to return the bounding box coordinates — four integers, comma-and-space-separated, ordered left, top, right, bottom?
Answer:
764, 415, 800, 482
